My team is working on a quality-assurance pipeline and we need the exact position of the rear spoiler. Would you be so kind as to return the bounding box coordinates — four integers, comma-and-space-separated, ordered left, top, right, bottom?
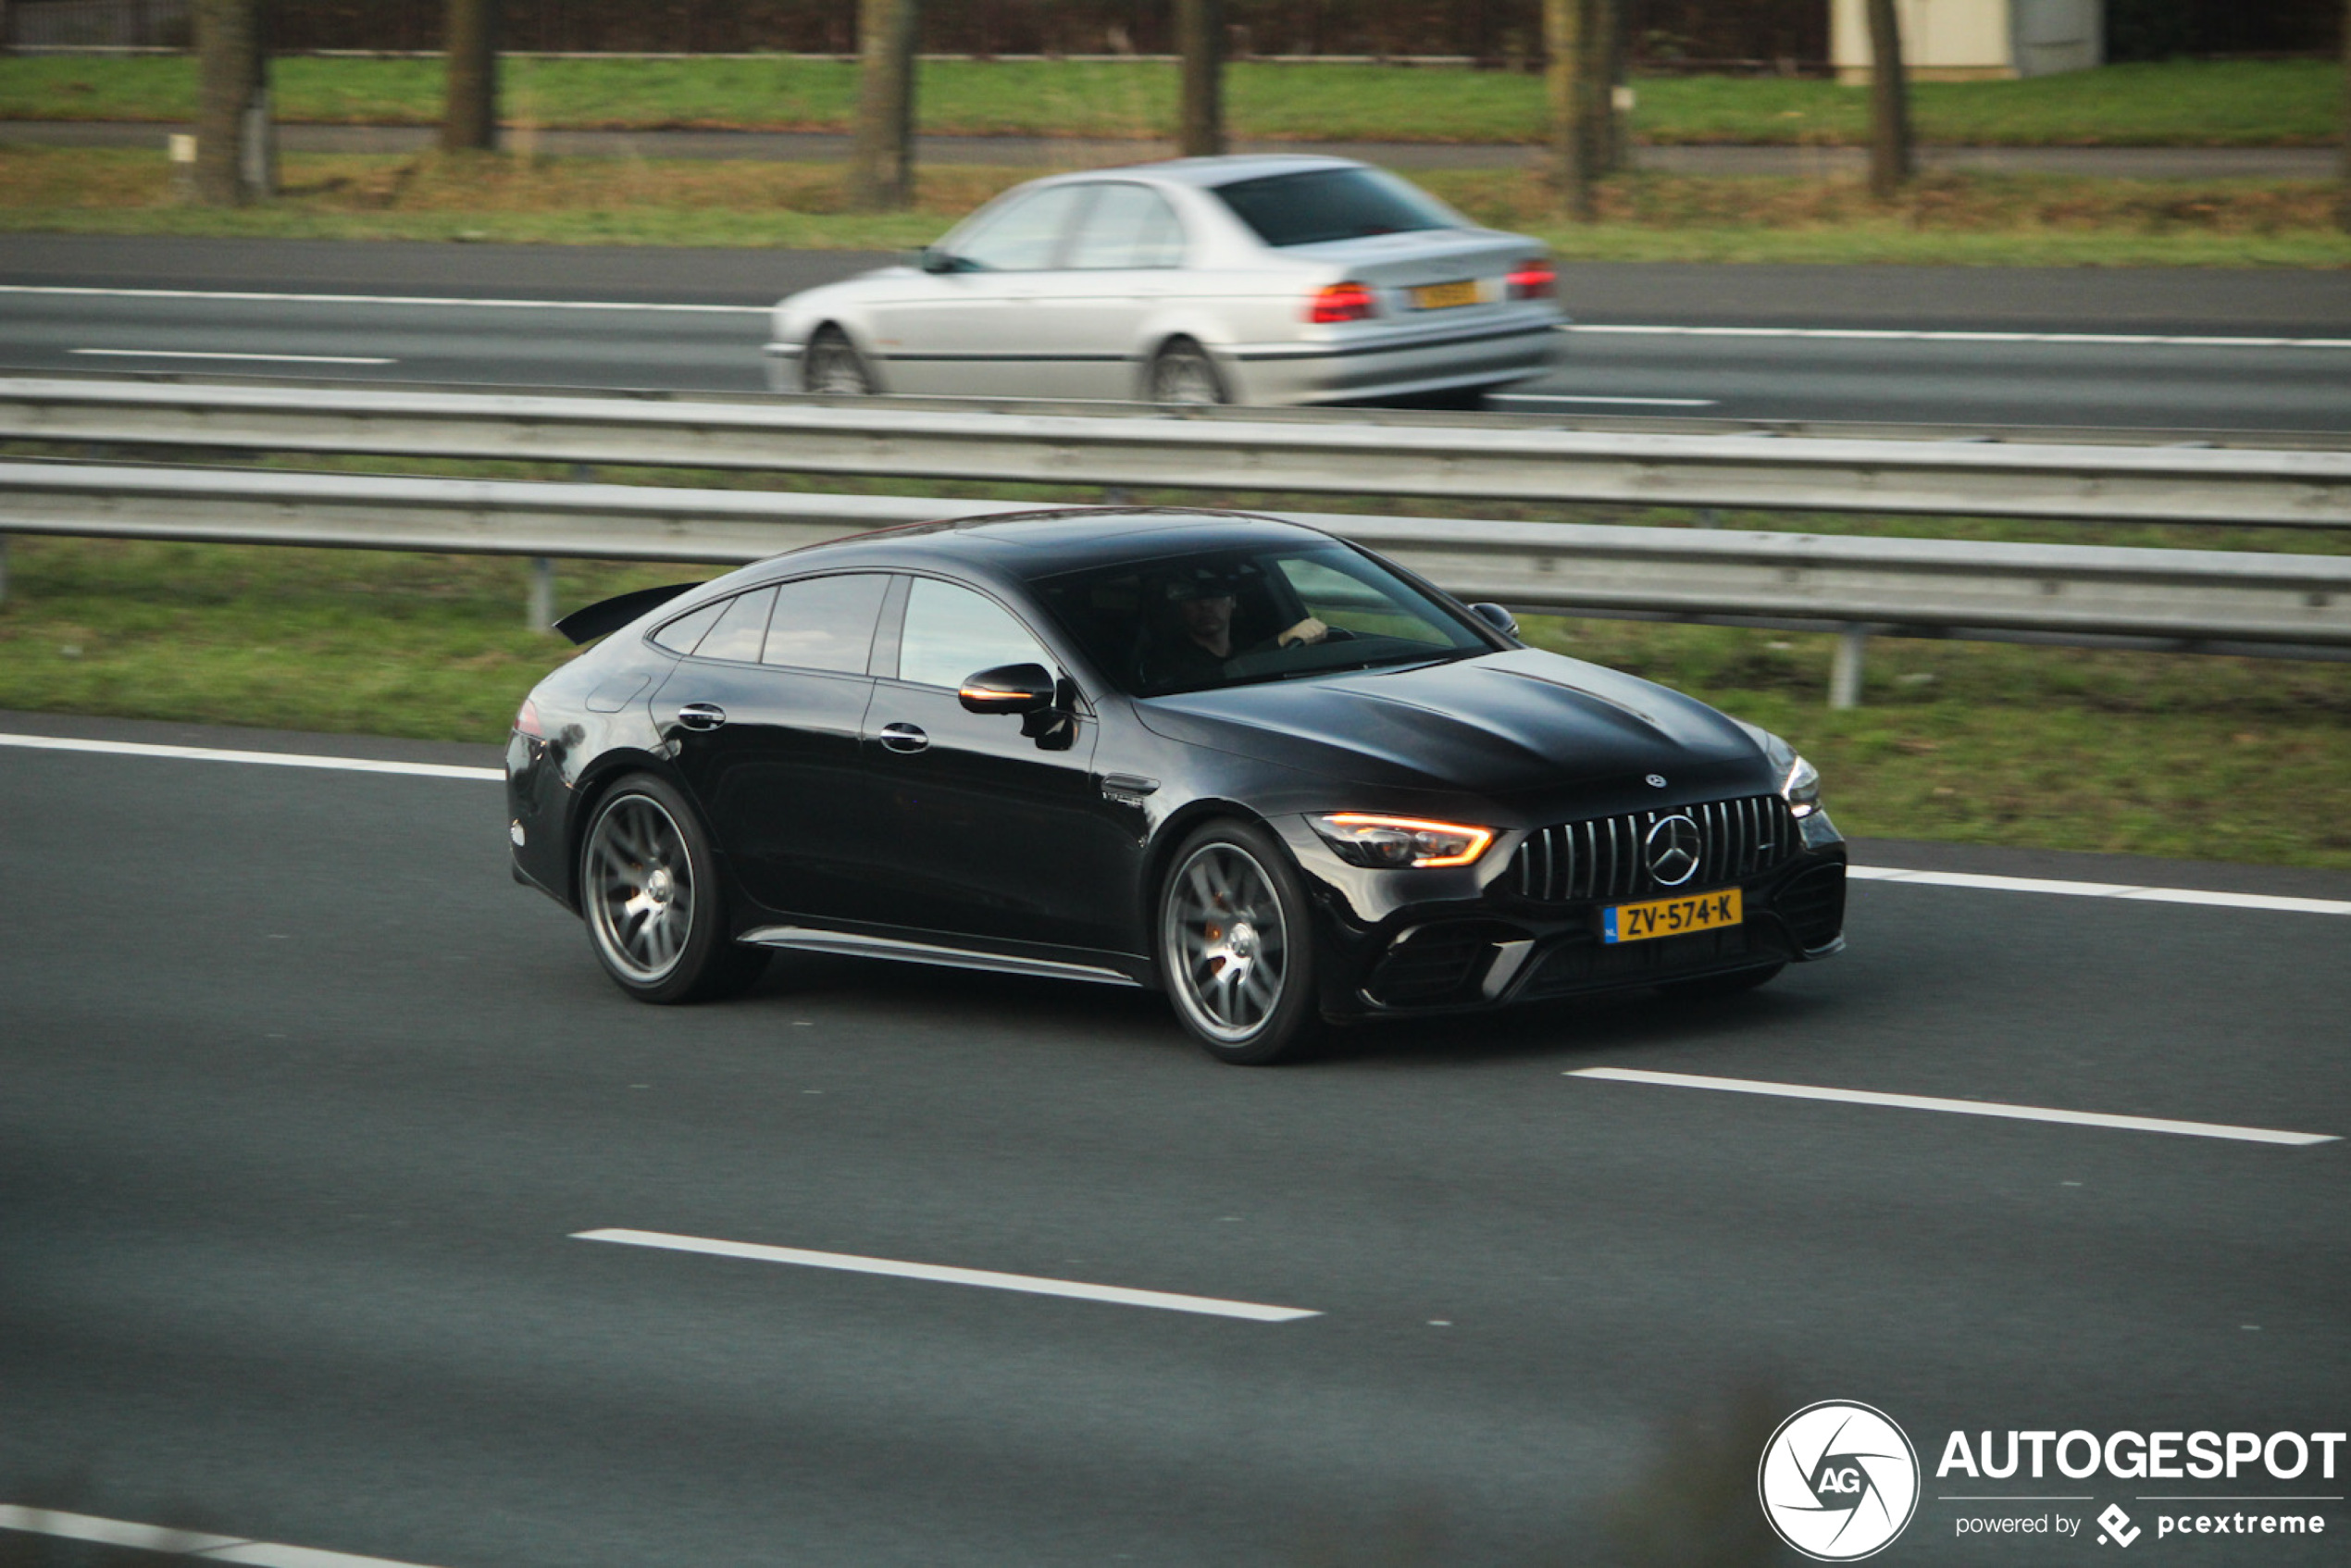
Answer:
553, 581, 704, 646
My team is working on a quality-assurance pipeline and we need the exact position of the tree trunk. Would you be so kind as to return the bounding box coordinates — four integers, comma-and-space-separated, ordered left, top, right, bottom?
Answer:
1176, 0, 1225, 157
442, 0, 500, 152
1543, 0, 1594, 220
850, 0, 919, 211
194, 0, 269, 205
1585, 0, 1621, 175
2339, 0, 2350, 232
1865, 0, 1911, 199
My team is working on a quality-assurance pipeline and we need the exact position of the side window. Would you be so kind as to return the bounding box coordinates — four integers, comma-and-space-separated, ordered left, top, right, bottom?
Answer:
950, 184, 1089, 272
761, 573, 889, 675
897, 578, 1052, 690
650, 598, 725, 654
692, 585, 777, 664
1067, 183, 1188, 270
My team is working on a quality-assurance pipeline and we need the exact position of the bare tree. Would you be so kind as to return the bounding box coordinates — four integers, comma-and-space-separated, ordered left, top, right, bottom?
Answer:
1865, 0, 1912, 199
2339, 0, 2350, 231
1544, 0, 1596, 219
194, 0, 272, 204
442, 0, 500, 152
1586, 0, 1623, 174
851, 0, 920, 210
1176, 0, 1225, 157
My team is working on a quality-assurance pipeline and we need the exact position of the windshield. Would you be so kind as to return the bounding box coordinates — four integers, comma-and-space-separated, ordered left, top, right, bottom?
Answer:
1212, 168, 1459, 248
1029, 542, 1489, 698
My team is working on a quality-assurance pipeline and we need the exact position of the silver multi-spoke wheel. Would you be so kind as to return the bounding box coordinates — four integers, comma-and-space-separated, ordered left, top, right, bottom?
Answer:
1148, 342, 1226, 405
1163, 840, 1289, 1045
585, 792, 697, 984
803, 328, 873, 395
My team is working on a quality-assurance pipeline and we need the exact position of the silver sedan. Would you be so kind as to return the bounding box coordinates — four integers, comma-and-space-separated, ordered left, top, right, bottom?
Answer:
765, 155, 1564, 406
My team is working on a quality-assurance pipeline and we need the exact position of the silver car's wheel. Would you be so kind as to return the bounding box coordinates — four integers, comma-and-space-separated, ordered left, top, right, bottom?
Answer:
1147, 341, 1228, 405
803, 327, 874, 395
1159, 824, 1317, 1064
586, 791, 697, 984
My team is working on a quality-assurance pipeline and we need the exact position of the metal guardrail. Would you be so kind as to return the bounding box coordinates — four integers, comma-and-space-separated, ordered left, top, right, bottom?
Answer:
4, 461, 2345, 711
4, 377, 2349, 530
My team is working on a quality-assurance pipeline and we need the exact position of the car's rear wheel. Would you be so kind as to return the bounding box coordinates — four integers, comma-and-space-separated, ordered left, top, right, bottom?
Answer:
1158, 821, 1318, 1064
580, 774, 767, 1003
802, 326, 874, 395
1146, 339, 1228, 405
1659, 963, 1785, 1002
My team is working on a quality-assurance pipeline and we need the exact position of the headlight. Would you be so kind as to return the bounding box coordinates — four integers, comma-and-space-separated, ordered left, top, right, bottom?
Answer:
1310, 813, 1497, 869
1735, 722, 1822, 817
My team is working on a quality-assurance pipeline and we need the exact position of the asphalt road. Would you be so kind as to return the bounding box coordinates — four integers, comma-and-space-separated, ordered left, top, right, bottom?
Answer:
5, 235, 2350, 430
3, 711, 2346, 1567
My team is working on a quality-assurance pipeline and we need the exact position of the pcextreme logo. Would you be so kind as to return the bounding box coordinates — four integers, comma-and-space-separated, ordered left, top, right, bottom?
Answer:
1758, 1400, 1923, 1561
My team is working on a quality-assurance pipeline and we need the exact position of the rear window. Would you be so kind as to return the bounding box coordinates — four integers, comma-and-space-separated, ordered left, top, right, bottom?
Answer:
1212, 168, 1458, 249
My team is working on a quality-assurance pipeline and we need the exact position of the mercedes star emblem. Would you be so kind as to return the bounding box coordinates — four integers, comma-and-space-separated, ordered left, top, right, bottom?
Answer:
1644, 813, 1703, 887
1646, 774, 1668, 788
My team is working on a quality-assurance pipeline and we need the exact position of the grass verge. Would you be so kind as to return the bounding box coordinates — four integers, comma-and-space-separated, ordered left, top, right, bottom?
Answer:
3, 146, 2346, 267
2, 531, 2345, 870
0, 56, 2337, 147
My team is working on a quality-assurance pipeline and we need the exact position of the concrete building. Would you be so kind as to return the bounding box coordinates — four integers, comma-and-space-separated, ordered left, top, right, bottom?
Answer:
1831, 0, 2104, 81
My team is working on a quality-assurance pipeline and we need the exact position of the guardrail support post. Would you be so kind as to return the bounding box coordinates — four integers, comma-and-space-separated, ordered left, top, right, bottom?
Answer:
1830, 626, 1868, 710
0, 532, 10, 604
528, 556, 555, 630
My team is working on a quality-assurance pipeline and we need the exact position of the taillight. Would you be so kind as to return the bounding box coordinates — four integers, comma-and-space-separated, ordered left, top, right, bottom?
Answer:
1306, 281, 1378, 324
514, 698, 543, 738
1508, 260, 1556, 301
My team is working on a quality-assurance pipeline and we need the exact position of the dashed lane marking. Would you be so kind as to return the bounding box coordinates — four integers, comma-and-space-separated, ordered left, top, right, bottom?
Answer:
1567, 1068, 2337, 1146
575, 1227, 1322, 1322
0, 1506, 449, 1568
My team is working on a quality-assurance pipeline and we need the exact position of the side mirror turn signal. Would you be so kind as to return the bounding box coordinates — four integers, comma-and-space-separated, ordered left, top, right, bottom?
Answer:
958, 663, 1058, 715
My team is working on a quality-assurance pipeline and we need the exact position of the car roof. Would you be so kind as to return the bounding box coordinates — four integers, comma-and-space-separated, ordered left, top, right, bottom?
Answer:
1027, 154, 1367, 192
764, 507, 1337, 582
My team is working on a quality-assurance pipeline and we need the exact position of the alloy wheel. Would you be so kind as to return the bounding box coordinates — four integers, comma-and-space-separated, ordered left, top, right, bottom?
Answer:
1149, 345, 1225, 405
1163, 841, 1288, 1042
804, 331, 872, 395
585, 792, 697, 984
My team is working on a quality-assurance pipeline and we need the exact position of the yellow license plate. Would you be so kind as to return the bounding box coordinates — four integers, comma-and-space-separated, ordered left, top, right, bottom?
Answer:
1603, 887, 1742, 945
1412, 280, 1482, 310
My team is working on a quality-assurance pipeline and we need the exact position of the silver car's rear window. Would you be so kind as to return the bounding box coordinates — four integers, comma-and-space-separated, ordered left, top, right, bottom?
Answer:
1212, 168, 1457, 248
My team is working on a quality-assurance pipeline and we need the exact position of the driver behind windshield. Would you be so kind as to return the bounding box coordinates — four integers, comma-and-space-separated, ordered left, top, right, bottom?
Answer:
1140, 564, 1327, 689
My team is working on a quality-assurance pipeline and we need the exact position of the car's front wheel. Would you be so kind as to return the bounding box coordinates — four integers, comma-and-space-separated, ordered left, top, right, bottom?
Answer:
802, 325, 874, 395
1145, 339, 1228, 405
579, 774, 767, 1003
1158, 821, 1318, 1064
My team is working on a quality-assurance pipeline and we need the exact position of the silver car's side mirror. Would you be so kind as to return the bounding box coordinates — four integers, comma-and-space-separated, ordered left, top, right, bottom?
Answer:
918, 247, 960, 275
1468, 602, 1520, 639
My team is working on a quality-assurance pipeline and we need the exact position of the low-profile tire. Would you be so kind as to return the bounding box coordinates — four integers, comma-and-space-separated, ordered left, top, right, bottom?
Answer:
1145, 339, 1229, 406
578, 773, 768, 1004
1658, 963, 1785, 1002
1157, 819, 1319, 1064
802, 325, 875, 395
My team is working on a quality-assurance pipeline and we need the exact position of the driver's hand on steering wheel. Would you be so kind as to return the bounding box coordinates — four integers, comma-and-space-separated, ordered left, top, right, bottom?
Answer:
1275, 616, 1330, 649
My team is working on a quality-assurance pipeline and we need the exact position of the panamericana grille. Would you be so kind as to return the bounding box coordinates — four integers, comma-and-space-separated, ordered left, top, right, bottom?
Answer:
1511, 794, 1797, 904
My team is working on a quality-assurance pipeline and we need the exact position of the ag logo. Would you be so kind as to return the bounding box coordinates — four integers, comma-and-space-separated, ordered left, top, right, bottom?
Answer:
1757, 1400, 1921, 1562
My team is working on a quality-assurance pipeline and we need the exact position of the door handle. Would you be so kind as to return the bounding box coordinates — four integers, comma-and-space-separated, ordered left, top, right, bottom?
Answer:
877, 722, 929, 754
675, 702, 728, 731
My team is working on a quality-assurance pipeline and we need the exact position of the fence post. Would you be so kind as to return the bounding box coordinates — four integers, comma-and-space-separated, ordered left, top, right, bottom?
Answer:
0, 533, 10, 604
528, 556, 554, 630
1829, 626, 1868, 710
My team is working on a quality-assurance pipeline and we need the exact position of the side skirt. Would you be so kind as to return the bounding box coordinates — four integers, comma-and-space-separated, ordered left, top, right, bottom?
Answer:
738, 925, 1145, 989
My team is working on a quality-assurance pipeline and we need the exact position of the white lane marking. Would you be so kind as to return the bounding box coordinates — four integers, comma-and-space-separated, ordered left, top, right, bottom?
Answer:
69, 348, 398, 365
0, 284, 768, 315
1847, 863, 2351, 917
1565, 324, 2351, 349
0, 732, 502, 781
1566, 1067, 2338, 1146
0, 1506, 446, 1568
574, 1226, 1322, 1322
1494, 392, 1721, 406
8, 735, 2346, 919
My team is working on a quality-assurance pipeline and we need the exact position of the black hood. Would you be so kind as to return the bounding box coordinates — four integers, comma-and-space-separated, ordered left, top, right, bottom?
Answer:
1132, 649, 1770, 807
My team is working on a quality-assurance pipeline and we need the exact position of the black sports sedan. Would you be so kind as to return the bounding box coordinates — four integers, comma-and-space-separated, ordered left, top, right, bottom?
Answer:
507, 508, 1847, 1064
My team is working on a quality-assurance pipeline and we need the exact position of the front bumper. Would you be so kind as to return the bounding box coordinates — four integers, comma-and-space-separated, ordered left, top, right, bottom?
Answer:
1297, 813, 1848, 1021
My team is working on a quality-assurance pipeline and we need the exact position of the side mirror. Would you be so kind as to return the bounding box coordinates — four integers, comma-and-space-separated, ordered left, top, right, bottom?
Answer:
918, 247, 959, 275
958, 662, 1056, 715
1468, 602, 1520, 639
